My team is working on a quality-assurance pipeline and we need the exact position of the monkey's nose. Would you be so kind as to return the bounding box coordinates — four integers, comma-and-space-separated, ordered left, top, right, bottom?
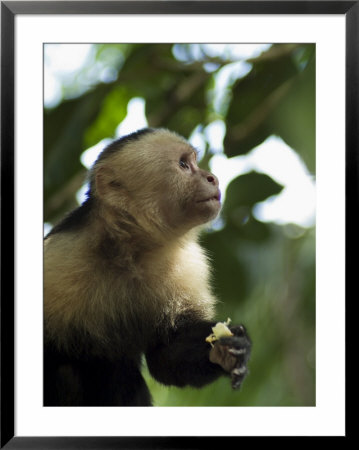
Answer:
206, 174, 218, 186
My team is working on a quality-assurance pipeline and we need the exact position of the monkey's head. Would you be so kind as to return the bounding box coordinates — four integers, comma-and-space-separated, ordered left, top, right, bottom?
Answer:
90, 128, 221, 237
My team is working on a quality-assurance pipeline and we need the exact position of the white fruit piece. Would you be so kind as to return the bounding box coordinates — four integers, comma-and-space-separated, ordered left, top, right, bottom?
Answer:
205, 318, 233, 346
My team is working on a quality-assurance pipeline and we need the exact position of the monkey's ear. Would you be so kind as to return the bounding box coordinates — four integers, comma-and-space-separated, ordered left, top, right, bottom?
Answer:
95, 167, 125, 203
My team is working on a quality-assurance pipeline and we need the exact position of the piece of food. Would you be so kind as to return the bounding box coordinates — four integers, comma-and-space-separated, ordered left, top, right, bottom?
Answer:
206, 318, 233, 346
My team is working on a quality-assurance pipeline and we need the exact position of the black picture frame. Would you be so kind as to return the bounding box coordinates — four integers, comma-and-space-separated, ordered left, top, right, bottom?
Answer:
1, 1, 355, 447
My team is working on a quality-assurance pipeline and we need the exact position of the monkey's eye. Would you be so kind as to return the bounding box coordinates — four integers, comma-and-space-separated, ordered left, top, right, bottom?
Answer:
179, 159, 189, 169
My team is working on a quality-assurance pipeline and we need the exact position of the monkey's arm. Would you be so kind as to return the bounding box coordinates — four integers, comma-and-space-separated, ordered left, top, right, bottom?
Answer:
145, 319, 251, 389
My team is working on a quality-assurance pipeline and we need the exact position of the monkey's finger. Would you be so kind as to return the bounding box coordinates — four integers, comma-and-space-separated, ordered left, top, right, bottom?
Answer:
231, 365, 248, 390
230, 325, 248, 337
228, 348, 246, 356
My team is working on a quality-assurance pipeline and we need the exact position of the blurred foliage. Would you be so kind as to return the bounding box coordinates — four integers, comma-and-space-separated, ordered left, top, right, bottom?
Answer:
44, 43, 315, 406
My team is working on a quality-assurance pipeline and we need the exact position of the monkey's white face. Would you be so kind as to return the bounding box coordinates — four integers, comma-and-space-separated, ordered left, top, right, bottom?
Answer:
95, 130, 221, 234
160, 140, 221, 229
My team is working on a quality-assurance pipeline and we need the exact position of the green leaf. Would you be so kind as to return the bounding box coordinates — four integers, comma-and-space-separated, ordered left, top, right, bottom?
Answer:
223, 171, 284, 212
44, 83, 113, 201
269, 56, 315, 172
201, 230, 248, 303
227, 214, 272, 242
83, 85, 130, 148
224, 44, 299, 157
223, 44, 315, 174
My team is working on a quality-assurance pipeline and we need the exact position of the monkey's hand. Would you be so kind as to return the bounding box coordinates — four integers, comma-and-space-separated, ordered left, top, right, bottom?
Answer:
209, 325, 251, 390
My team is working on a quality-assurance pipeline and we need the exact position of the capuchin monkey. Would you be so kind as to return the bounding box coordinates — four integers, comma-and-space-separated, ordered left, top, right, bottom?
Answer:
44, 128, 251, 406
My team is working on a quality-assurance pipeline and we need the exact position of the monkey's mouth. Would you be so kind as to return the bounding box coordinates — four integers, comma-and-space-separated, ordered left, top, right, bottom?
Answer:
198, 191, 221, 203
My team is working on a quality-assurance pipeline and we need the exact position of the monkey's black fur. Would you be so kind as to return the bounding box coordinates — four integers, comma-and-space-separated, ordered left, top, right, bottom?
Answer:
44, 316, 251, 406
45, 318, 242, 406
